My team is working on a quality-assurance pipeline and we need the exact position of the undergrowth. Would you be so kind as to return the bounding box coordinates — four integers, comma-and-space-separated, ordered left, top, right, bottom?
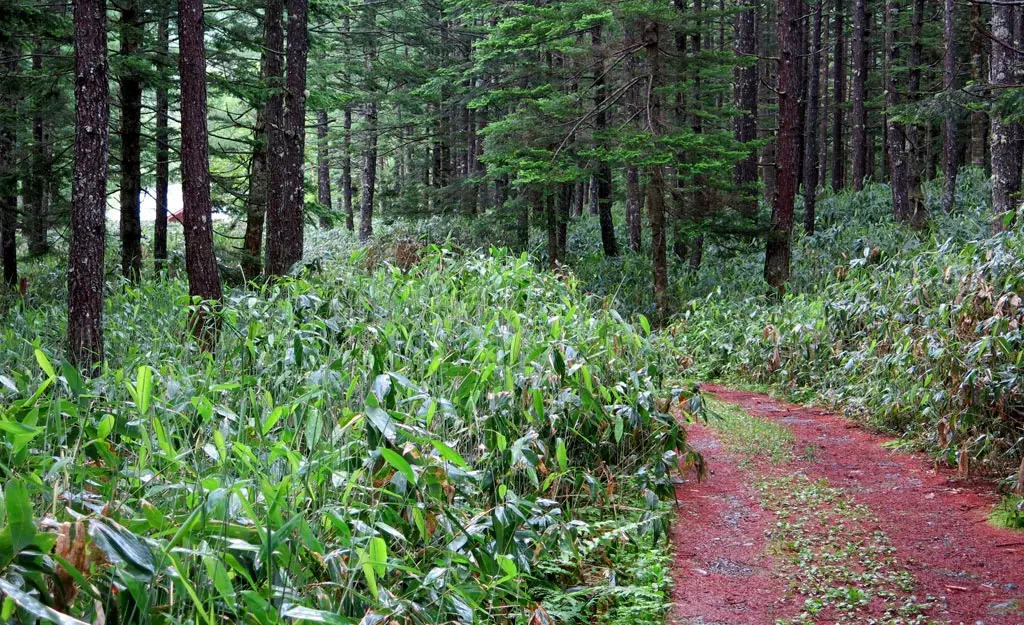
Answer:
0, 234, 694, 624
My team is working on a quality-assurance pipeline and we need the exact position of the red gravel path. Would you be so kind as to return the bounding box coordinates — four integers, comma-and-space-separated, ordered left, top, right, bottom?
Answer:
670, 385, 1024, 625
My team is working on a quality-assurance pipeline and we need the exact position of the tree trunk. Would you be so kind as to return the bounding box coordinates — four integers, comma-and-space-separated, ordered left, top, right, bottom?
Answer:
154, 14, 170, 275
263, 0, 285, 265
342, 105, 354, 231
990, 4, 1021, 230
359, 102, 378, 243
546, 191, 558, 269
642, 17, 668, 314
317, 109, 331, 227
26, 42, 49, 257
625, 166, 643, 252
970, 3, 987, 169
178, 0, 223, 347
940, 0, 957, 213
0, 39, 17, 291
266, 0, 308, 273
593, 25, 618, 257
733, 0, 759, 218
68, 0, 109, 367
242, 99, 267, 280
885, 0, 913, 226
119, 0, 143, 283
831, 0, 846, 191
906, 0, 926, 226
765, 0, 800, 298
804, 0, 823, 235
850, 0, 868, 189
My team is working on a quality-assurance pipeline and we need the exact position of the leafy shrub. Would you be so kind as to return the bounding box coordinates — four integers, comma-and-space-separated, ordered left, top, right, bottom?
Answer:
0, 237, 694, 624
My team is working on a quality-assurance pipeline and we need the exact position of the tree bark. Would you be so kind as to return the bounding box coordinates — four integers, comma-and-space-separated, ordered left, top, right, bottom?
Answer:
119, 0, 143, 283
804, 0, 823, 235
342, 105, 354, 231
68, 0, 109, 367
592, 25, 618, 257
990, 4, 1021, 230
154, 14, 170, 275
263, 0, 284, 266
265, 0, 308, 273
316, 109, 331, 226
359, 101, 378, 243
242, 97, 267, 280
625, 166, 643, 252
0, 43, 16, 290
642, 17, 668, 314
906, 0, 926, 226
850, 0, 868, 189
884, 0, 915, 227
940, 0, 957, 213
970, 3, 987, 169
765, 0, 800, 298
831, 0, 846, 191
178, 0, 223, 347
733, 0, 759, 218
26, 42, 49, 257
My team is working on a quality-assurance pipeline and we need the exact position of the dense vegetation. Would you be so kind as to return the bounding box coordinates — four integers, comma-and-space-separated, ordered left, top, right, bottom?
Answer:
1, 235, 692, 624
3, 0, 1024, 620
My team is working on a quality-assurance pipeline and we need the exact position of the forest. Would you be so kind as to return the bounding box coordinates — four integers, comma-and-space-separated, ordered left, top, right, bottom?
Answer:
1, 0, 1024, 622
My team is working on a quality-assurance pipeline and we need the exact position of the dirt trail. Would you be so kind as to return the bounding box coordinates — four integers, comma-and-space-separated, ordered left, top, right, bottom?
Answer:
671, 385, 1024, 625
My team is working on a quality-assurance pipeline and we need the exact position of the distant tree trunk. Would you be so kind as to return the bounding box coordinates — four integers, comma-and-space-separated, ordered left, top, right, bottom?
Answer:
517, 188, 531, 251
242, 100, 267, 280
642, 17, 668, 313
733, 0, 759, 218
990, 5, 1021, 230
970, 3, 987, 168
265, 0, 308, 273
178, 0, 223, 347
546, 191, 559, 269
625, 166, 643, 252
359, 101, 378, 243
119, 0, 143, 282
850, 0, 868, 190
263, 0, 284, 266
154, 15, 170, 275
884, 0, 913, 226
68, 0, 109, 366
26, 43, 49, 257
316, 109, 331, 227
766, 0, 800, 298
342, 105, 354, 231
0, 41, 16, 290
593, 25, 618, 257
903, 0, 927, 227
804, 0, 823, 235
831, 0, 846, 191
940, 0, 957, 213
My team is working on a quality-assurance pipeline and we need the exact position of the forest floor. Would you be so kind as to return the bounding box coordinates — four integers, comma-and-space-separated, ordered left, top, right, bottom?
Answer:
669, 386, 1024, 625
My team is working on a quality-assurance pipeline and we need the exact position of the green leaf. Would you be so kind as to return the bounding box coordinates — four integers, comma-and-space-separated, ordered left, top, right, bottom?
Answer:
96, 414, 115, 440
34, 349, 56, 379
0, 579, 89, 625
380, 448, 415, 484
367, 536, 388, 578
88, 520, 156, 581
135, 365, 153, 414
430, 440, 468, 468
556, 438, 568, 471
638, 314, 651, 336
614, 416, 624, 443
281, 604, 351, 624
5, 480, 35, 554
365, 406, 397, 444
